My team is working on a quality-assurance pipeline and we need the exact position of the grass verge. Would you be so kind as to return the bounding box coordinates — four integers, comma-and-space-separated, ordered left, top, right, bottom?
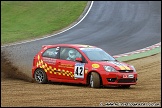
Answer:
116, 47, 161, 62
1, 1, 87, 44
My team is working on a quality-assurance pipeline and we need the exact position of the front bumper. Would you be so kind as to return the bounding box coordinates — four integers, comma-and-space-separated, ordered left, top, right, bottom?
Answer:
101, 71, 137, 86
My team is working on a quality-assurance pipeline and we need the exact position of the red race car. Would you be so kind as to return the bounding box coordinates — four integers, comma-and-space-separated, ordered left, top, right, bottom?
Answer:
32, 44, 137, 88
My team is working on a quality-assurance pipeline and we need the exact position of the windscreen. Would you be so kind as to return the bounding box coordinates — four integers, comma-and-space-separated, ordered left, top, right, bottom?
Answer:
80, 48, 116, 61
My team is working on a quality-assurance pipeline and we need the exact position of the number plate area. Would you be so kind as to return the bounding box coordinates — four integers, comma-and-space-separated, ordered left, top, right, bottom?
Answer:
123, 74, 134, 78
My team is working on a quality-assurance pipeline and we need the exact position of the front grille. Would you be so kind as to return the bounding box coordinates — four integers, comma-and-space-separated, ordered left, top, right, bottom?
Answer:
119, 70, 133, 73
118, 79, 135, 83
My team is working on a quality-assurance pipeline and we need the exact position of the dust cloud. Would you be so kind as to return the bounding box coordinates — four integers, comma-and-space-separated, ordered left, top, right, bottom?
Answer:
1, 51, 35, 82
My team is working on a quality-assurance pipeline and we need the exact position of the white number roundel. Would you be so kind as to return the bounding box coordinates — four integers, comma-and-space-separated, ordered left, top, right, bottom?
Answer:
74, 63, 84, 78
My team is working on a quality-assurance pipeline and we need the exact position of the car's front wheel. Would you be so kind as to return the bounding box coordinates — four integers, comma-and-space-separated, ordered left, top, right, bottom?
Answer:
89, 72, 101, 88
34, 69, 47, 84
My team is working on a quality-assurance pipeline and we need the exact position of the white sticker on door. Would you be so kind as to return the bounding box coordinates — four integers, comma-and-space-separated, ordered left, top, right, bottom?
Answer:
74, 63, 85, 78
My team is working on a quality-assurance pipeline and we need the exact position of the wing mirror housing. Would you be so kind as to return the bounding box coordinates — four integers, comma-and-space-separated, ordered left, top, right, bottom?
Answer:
75, 57, 82, 62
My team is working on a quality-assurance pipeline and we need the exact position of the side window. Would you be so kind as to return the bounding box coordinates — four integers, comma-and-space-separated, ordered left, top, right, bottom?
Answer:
60, 47, 82, 61
42, 47, 59, 58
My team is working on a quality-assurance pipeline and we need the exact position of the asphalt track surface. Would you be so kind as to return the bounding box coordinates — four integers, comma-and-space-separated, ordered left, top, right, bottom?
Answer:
1, 1, 161, 77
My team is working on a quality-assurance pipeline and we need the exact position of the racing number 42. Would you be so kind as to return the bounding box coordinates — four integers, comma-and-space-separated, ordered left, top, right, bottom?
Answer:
75, 67, 83, 75
74, 63, 84, 78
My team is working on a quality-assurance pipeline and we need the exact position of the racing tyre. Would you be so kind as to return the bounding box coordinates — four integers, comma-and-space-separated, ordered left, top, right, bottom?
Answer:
34, 69, 47, 84
89, 72, 101, 88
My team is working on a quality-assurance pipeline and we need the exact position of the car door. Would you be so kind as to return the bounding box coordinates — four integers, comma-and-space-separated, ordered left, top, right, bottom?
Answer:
58, 47, 85, 81
41, 46, 61, 79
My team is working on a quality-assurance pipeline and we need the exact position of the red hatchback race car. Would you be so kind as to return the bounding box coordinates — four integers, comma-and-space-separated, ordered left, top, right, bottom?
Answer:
32, 44, 137, 88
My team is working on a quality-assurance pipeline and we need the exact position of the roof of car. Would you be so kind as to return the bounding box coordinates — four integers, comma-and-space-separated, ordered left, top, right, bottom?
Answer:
42, 44, 97, 49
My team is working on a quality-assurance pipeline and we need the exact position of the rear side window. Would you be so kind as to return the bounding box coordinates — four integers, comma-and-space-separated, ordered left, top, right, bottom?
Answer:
42, 47, 59, 58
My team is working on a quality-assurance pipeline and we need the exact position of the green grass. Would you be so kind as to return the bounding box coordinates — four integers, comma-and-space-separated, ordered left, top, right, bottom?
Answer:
1, 1, 87, 44
116, 47, 161, 62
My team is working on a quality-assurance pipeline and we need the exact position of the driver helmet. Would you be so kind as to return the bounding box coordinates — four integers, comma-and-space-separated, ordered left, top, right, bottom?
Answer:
68, 50, 76, 60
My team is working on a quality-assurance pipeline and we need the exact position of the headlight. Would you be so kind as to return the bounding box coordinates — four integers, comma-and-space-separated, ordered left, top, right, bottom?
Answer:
104, 66, 117, 72
130, 65, 136, 72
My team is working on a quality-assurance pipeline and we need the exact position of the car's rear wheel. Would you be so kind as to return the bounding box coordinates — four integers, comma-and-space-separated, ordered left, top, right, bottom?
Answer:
89, 72, 101, 88
34, 69, 47, 84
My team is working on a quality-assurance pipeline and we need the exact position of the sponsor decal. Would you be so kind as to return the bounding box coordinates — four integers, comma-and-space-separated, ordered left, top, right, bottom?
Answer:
118, 66, 125, 70
42, 57, 56, 64
109, 61, 130, 70
36, 58, 74, 78
58, 64, 74, 69
38, 55, 40, 60
92, 64, 100, 68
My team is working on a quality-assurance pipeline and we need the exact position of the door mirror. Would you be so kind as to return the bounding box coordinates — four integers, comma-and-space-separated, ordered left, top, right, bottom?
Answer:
75, 57, 82, 62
